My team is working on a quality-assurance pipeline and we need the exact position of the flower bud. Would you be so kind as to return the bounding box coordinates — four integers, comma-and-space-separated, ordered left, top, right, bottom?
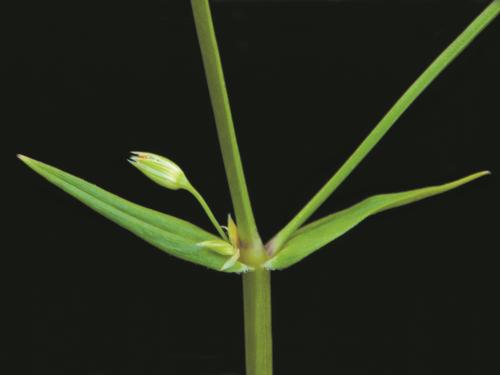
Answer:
129, 152, 190, 190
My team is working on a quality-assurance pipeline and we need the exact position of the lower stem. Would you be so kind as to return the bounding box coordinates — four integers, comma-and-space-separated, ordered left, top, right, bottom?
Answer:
242, 269, 273, 375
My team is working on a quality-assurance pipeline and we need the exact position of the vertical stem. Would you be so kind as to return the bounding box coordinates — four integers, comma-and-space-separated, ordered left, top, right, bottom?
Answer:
243, 269, 273, 375
191, 3, 272, 374
190, 0, 262, 249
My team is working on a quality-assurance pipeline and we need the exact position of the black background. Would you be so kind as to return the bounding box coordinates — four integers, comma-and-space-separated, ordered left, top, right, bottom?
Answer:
7, 0, 498, 374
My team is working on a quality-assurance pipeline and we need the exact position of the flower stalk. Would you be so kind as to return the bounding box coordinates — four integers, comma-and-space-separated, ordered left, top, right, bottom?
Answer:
129, 151, 227, 240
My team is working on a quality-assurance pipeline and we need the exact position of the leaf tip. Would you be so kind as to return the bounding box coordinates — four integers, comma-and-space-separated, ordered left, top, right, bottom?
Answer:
17, 154, 30, 162
468, 170, 491, 181
17, 154, 37, 168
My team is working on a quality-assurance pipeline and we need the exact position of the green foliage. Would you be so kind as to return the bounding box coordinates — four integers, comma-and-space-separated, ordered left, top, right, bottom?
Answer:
269, 0, 500, 252
19, 2, 499, 275
19, 1, 499, 374
265, 172, 489, 270
18, 155, 250, 273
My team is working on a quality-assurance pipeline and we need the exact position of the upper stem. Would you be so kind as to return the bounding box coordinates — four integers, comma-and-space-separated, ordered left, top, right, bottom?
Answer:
191, 0, 263, 250
269, 0, 500, 253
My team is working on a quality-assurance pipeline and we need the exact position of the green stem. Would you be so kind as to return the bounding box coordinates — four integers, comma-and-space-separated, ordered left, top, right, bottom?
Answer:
188, 186, 228, 240
191, 0, 262, 249
269, 0, 500, 253
243, 269, 273, 375
191, 2, 271, 373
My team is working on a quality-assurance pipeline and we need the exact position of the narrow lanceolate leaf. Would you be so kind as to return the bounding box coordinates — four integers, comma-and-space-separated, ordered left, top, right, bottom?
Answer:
18, 155, 250, 273
269, 2, 500, 252
265, 171, 489, 270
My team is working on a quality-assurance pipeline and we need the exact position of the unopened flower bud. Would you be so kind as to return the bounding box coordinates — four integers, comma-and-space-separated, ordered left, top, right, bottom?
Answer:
129, 152, 190, 190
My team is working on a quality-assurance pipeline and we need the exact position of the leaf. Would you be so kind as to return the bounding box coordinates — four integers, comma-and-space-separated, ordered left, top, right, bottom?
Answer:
19, 155, 251, 273
265, 171, 489, 270
268, 1, 500, 251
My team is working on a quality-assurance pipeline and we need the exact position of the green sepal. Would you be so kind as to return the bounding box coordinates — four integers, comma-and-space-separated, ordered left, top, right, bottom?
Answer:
265, 171, 489, 270
19, 155, 250, 273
